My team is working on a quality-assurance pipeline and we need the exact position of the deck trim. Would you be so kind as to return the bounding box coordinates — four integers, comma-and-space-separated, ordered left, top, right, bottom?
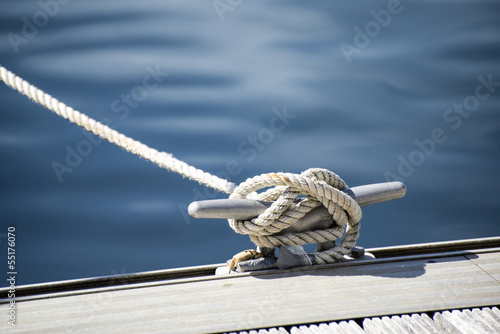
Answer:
1, 236, 500, 302
1, 247, 498, 304
2, 250, 499, 333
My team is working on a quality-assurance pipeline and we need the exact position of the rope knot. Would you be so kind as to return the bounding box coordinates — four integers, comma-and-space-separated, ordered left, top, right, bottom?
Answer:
228, 168, 362, 263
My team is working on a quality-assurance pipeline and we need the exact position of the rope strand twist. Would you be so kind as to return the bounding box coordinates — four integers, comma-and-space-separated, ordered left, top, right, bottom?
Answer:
0, 66, 236, 195
229, 168, 362, 263
1, 65, 362, 265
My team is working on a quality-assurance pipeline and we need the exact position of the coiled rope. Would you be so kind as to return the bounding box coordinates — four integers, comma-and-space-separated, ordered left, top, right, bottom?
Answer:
0, 65, 361, 264
229, 169, 361, 263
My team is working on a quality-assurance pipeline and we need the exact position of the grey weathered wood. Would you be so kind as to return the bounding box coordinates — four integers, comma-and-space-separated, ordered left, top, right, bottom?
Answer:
303, 324, 324, 334
381, 316, 402, 334
417, 313, 441, 333
273, 329, 291, 334
1, 250, 499, 333
487, 306, 500, 326
447, 310, 484, 333
322, 322, 343, 334
467, 309, 493, 333
238, 330, 284, 334
400, 314, 423, 333
337, 320, 365, 334
461, 309, 492, 333
317, 323, 335, 334
472, 308, 500, 332
290, 324, 322, 334
433, 311, 464, 333
402, 314, 439, 334
465, 252, 500, 282
388, 315, 417, 334
475, 307, 500, 333
363, 317, 394, 334
242, 308, 500, 334
256, 328, 289, 334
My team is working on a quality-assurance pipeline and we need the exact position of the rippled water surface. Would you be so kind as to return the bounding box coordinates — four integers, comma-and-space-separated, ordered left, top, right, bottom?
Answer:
1, 0, 499, 285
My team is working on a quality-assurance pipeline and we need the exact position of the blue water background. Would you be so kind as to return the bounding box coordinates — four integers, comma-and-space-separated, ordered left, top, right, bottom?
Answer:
1, 0, 499, 285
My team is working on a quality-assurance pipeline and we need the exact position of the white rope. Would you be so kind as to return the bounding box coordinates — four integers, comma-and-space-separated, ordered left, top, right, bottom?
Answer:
0, 66, 362, 264
229, 168, 362, 263
0, 66, 235, 194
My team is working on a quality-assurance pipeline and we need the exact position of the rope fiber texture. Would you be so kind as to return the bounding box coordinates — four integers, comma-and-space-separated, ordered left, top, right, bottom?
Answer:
0, 66, 235, 195
1, 66, 362, 264
229, 168, 362, 263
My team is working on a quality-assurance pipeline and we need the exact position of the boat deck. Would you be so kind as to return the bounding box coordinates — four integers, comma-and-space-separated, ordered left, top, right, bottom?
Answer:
1, 237, 499, 333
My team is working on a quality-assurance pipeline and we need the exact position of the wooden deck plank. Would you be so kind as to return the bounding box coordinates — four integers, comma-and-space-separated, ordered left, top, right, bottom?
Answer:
335, 320, 365, 334
387, 315, 417, 333
9, 284, 500, 332
480, 307, 500, 332
232, 307, 500, 333
363, 317, 395, 334
400, 314, 438, 334
466, 252, 500, 282
2, 251, 500, 333
472, 307, 500, 332
15, 258, 484, 317
15, 274, 499, 331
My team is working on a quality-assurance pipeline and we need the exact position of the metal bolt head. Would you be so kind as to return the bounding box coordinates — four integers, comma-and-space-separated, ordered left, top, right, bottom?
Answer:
351, 246, 365, 258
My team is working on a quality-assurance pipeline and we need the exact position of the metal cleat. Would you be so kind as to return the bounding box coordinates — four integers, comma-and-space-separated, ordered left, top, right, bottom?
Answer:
188, 181, 406, 273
